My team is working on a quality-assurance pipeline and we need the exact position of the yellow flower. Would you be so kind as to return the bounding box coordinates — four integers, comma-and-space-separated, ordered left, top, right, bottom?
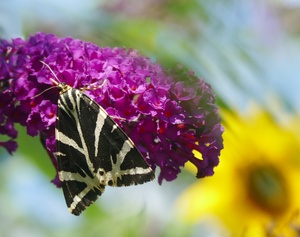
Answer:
175, 107, 300, 237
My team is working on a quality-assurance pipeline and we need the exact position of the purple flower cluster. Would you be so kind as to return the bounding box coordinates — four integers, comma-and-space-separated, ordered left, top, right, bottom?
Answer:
0, 32, 223, 185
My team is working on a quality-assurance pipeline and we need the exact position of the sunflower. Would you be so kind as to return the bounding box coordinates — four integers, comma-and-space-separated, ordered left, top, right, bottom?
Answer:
176, 106, 300, 236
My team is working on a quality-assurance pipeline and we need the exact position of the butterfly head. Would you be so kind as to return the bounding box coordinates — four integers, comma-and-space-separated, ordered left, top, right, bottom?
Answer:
55, 81, 72, 95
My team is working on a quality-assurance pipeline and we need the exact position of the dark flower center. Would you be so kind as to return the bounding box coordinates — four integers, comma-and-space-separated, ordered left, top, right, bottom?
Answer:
247, 165, 289, 215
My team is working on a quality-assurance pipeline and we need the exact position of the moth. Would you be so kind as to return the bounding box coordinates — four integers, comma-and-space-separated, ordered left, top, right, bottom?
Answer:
40, 61, 155, 215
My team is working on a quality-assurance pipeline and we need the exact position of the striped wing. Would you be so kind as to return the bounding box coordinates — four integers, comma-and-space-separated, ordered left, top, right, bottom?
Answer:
56, 87, 154, 215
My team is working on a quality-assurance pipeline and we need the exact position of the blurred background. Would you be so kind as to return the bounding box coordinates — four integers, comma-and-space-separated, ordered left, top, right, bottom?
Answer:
1, 0, 300, 236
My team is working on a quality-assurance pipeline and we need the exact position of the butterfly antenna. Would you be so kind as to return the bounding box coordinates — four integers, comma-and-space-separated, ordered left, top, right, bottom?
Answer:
33, 85, 58, 99
40, 60, 61, 84
33, 61, 61, 99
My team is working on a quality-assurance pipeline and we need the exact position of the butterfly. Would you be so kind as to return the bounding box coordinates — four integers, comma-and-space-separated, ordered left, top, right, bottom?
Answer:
40, 61, 155, 215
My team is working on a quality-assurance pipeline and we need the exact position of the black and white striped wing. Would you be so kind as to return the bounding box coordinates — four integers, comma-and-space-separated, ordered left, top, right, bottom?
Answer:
56, 85, 154, 215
